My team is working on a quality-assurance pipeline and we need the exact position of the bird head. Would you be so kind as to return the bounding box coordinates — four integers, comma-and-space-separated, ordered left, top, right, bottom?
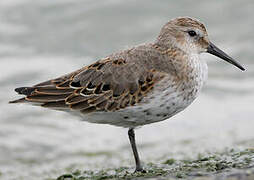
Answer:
156, 17, 245, 71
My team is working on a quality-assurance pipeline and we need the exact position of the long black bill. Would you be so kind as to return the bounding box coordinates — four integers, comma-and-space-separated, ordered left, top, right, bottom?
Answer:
207, 42, 245, 71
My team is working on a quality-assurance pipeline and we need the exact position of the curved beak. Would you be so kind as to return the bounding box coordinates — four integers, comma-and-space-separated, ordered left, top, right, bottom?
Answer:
207, 42, 245, 71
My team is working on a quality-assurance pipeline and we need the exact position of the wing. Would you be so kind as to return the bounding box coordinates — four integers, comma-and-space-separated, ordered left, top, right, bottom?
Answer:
10, 57, 166, 113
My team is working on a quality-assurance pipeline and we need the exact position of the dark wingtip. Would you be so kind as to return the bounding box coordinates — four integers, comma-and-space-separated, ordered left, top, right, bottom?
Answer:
15, 87, 35, 96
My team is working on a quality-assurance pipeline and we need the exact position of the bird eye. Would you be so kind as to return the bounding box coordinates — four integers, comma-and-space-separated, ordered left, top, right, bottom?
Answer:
188, 30, 197, 37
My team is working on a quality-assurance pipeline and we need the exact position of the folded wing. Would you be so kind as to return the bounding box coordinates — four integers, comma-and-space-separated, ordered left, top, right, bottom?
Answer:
10, 57, 166, 114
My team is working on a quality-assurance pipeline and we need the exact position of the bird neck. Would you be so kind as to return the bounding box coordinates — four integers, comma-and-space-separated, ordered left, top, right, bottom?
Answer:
153, 41, 207, 88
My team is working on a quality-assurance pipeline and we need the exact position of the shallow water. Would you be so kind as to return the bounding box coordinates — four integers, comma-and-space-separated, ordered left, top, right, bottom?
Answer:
0, 0, 254, 179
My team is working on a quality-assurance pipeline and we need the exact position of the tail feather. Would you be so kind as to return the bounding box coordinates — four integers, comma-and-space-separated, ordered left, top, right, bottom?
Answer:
9, 87, 35, 104
10, 72, 77, 107
9, 97, 26, 104
9, 87, 36, 104
10, 86, 71, 104
35, 87, 74, 95
26, 93, 71, 103
42, 101, 69, 109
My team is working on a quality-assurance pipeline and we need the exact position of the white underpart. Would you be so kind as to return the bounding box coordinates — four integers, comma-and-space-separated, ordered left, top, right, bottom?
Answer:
81, 54, 208, 128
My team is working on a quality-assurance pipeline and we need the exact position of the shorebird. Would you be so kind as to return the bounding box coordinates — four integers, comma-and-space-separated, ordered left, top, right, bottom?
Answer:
10, 17, 245, 172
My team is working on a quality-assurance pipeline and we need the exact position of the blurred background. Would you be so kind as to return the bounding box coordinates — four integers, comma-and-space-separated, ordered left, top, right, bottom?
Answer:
0, 0, 253, 179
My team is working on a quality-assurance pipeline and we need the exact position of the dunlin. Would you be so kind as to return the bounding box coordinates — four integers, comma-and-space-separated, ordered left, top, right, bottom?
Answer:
10, 17, 245, 172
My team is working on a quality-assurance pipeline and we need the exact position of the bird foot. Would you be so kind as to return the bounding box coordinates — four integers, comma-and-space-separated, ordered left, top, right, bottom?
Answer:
134, 168, 146, 173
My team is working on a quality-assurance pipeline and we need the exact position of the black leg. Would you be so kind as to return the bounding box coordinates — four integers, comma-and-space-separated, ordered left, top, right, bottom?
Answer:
128, 128, 146, 173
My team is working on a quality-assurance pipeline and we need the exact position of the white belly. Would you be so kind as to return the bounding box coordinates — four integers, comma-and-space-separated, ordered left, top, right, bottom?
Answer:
81, 83, 195, 128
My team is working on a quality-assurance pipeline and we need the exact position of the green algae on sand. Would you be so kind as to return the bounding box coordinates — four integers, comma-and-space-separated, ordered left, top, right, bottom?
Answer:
56, 148, 254, 180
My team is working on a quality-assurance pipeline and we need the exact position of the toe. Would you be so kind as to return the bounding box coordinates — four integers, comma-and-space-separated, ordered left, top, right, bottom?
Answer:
134, 168, 146, 173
